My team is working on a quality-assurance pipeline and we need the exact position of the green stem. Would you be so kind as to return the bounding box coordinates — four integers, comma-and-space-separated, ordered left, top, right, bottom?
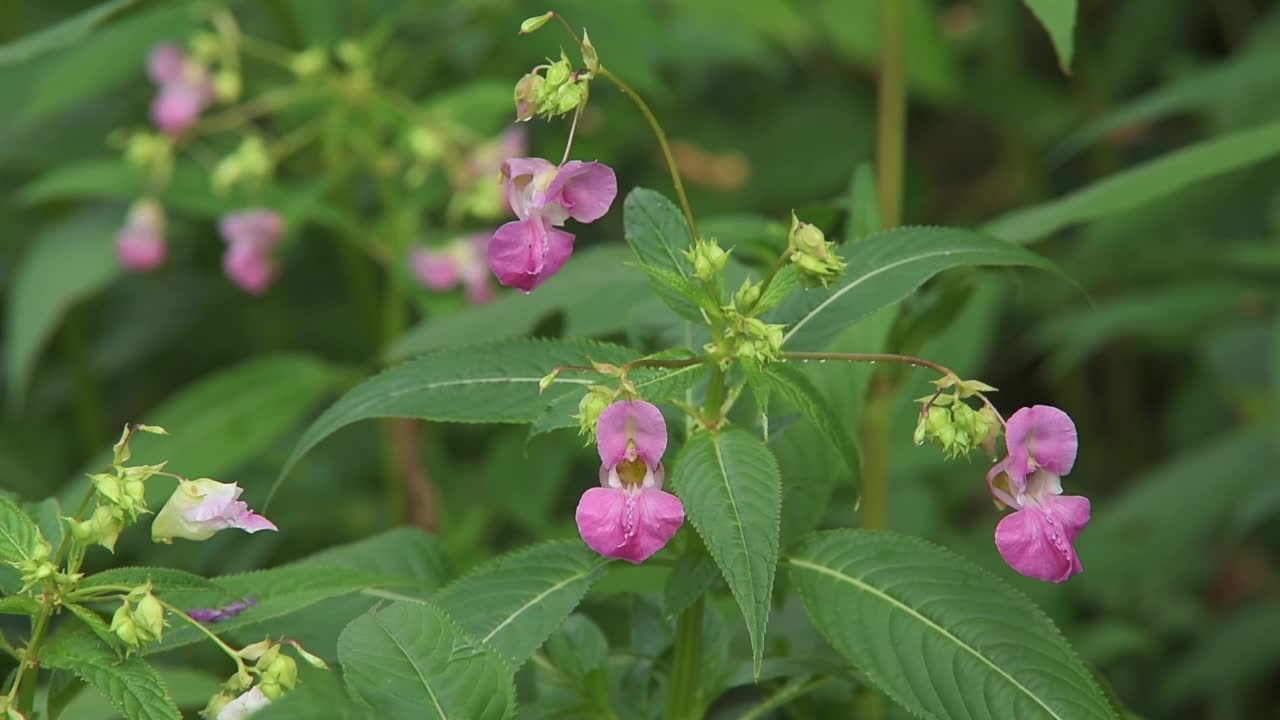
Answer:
739, 676, 832, 720
156, 599, 249, 676
596, 66, 698, 241
664, 596, 705, 720
748, 251, 791, 314
876, 0, 906, 227
7, 602, 53, 713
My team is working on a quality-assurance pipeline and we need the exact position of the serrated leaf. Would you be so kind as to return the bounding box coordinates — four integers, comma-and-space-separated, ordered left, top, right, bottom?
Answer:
985, 121, 1280, 245
65, 603, 124, 656
433, 540, 608, 668
295, 527, 447, 593
273, 339, 636, 503
1022, 0, 1076, 74
662, 535, 718, 619
23, 497, 62, 558
791, 530, 1118, 720
0, 0, 137, 67
623, 188, 704, 321
758, 363, 859, 485
42, 629, 181, 720
671, 429, 781, 677
338, 601, 515, 720
632, 262, 718, 322
0, 492, 43, 565
81, 567, 230, 598
0, 595, 40, 615
772, 226, 1059, 350
5, 210, 120, 410
529, 361, 704, 436
753, 265, 799, 316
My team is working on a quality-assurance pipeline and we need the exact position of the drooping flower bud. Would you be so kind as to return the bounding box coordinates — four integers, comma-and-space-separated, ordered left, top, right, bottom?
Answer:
290, 48, 328, 78
683, 238, 729, 282
116, 199, 167, 272
575, 386, 614, 442
519, 12, 555, 34
787, 212, 845, 287
134, 591, 166, 641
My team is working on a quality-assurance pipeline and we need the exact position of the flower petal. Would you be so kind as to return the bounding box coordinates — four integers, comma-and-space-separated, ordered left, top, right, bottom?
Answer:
147, 44, 186, 86
151, 84, 205, 135
500, 157, 557, 219
574, 486, 683, 564
223, 244, 276, 295
410, 248, 460, 291
488, 217, 573, 291
994, 504, 1085, 583
547, 161, 617, 223
596, 400, 667, 468
1005, 405, 1077, 476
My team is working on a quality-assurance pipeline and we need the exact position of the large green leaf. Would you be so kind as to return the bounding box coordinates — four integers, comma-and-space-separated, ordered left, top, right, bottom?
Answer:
791, 530, 1118, 720
984, 121, 1280, 244
64, 354, 344, 510
671, 429, 781, 677
772, 226, 1058, 350
5, 210, 120, 410
0, 492, 44, 565
338, 601, 515, 720
757, 363, 859, 484
0, 0, 138, 67
433, 540, 608, 668
42, 630, 181, 720
623, 188, 703, 321
1022, 0, 1077, 73
271, 339, 635, 503
387, 246, 650, 360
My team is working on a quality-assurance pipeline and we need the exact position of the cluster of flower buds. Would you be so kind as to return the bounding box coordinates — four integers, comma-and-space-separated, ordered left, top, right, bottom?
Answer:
11, 535, 69, 593
110, 585, 166, 649
147, 43, 215, 135
514, 50, 592, 122
913, 376, 1002, 459
724, 311, 785, 364
72, 424, 169, 552
212, 136, 273, 194
787, 213, 845, 286
684, 237, 730, 282
121, 130, 175, 183
205, 639, 326, 719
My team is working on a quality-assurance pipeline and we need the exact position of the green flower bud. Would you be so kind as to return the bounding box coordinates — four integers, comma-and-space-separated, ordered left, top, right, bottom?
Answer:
238, 639, 273, 661
545, 59, 571, 88
260, 652, 298, 691
684, 238, 729, 282
111, 604, 140, 647
554, 81, 584, 114
787, 212, 846, 286
337, 41, 363, 67
212, 156, 243, 194
735, 279, 761, 310
90, 473, 123, 505
202, 689, 236, 718
134, 592, 166, 642
290, 48, 328, 78
287, 642, 329, 669
913, 412, 928, 446
576, 387, 613, 442
581, 30, 600, 72
214, 70, 241, 103
514, 72, 545, 122
788, 212, 827, 256
408, 126, 445, 162
189, 33, 220, 63
111, 424, 133, 466
519, 11, 555, 34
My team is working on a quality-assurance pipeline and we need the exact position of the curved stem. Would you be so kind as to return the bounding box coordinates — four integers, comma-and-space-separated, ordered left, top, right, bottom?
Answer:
157, 598, 249, 676
597, 66, 698, 241
782, 351, 952, 377
6, 601, 53, 712
560, 103, 583, 165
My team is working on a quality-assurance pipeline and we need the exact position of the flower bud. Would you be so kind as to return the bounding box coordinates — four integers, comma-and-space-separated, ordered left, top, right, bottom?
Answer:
513, 72, 544, 122
538, 369, 560, 394
787, 212, 845, 286
545, 59, 571, 88
260, 652, 298, 691
684, 238, 729, 282
576, 387, 613, 442
134, 591, 166, 641
519, 12, 555, 34
408, 126, 444, 162
111, 603, 140, 647
286, 641, 329, 669
290, 48, 328, 78
189, 33, 220, 63
581, 30, 600, 73
788, 213, 828, 256
337, 41, 363, 67
213, 70, 241, 103
735, 279, 761, 310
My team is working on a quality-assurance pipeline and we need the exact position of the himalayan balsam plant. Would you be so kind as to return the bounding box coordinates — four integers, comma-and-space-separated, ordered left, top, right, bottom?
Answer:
0, 7, 1127, 720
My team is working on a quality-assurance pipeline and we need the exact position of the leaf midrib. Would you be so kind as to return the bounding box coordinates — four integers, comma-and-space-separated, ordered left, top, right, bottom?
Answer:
712, 435, 757, 619
372, 610, 449, 719
480, 563, 602, 646
782, 246, 1002, 345
790, 557, 1065, 720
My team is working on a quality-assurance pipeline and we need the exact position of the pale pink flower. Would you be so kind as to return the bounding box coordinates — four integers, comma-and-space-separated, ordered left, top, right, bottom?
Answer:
146, 43, 212, 135
219, 209, 284, 295
488, 157, 616, 291
987, 406, 1089, 583
409, 232, 493, 304
115, 199, 166, 271
575, 400, 684, 564
152, 478, 277, 543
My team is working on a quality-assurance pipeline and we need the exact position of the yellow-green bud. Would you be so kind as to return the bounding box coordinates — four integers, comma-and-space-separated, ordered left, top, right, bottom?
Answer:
111, 424, 133, 466
337, 41, 363, 67
290, 47, 328, 78
735, 279, 761, 310
288, 642, 329, 669
134, 592, 166, 641
260, 653, 298, 691
576, 387, 613, 441
581, 30, 600, 72
90, 473, 123, 505
788, 212, 828, 256
212, 156, 242, 194
514, 72, 545, 122
409, 126, 445, 162
545, 60, 571, 88
111, 604, 140, 647
189, 33, 220, 63
214, 70, 241, 102
538, 369, 560, 394
203, 690, 236, 718
238, 639, 273, 661
519, 12, 555, 34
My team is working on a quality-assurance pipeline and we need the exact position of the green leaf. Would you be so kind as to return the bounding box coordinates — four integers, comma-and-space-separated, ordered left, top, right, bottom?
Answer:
5, 210, 120, 410
632, 262, 718, 322
81, 567, 230, 598
623, 188, 703, 321
433, 540, 608, 668
61, 667, 223, 720
1022, 0, 1077, 74
294, 527, 447, 593
387, 246, 650, 360
772, 226, 1059, 350
757, 363, 860, 485
248, 665, 367, 720
752, 265, 799, 316
42, 630, 181, 720
662, 535, 719, 619
338, 601, 515, 720
791, 530, 1118, 720
846, 162, 881, 243
984, 121, 1280, 245
65, 603, 124, 656
273, 339, 635, 503
529, 361, 704, 437
671, 429, 781, 677
0, 0, 138, 67
0, 492, 44, 565
0, 595, 40, 615
64, 354, 344, 510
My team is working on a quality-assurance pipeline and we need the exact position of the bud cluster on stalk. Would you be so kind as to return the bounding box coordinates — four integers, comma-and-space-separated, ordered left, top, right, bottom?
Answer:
913, 375, 1002, 458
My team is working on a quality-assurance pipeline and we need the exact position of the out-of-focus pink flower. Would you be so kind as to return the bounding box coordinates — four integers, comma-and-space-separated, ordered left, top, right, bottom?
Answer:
152, 478, 277, 543
409, 232, 494, 304
489, 158, 616, 291
986, 406, 1089, 583
146, 43, 212, 135
187, 597, 256, 623
575, 400, 684, 564
219, 209, 283, 295
116, 198, 167, 271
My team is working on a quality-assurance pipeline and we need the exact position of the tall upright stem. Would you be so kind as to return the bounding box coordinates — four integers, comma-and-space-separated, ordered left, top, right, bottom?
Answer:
664, 596, 705, 719
876, 0, 906, 228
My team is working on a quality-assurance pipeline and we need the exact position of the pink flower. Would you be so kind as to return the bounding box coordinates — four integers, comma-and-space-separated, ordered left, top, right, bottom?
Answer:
575, 400, 684, 564
409, 232, 494, 304
146, 43, 212, 135
219, 209, 284, 295
115, 199, 166, 271
216, 687, 270, 720
489, 157, 616, 291
152, 478, 277, 543
986, 406, 1090, 583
